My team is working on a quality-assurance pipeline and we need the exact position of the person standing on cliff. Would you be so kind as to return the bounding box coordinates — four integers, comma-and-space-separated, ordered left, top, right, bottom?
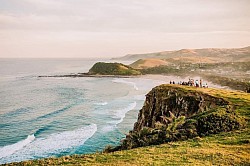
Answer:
195, 80, 199, 87
200, 79, 202, 88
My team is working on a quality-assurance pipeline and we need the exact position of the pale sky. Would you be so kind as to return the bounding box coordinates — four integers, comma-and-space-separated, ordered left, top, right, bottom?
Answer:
0, 0, 250, 58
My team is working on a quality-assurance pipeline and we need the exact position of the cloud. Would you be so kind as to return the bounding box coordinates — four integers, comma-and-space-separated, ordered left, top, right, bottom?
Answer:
23, 0, 68, 9
0, 0, 249, 33
0, 0, 249, 58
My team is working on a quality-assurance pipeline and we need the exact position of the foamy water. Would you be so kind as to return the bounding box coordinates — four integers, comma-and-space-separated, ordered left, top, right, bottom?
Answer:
0, 124, 97, 163
94, 102, 108, 106
112, 78, 139, 90
0, 135, 35, 159
110, 102, 137, 125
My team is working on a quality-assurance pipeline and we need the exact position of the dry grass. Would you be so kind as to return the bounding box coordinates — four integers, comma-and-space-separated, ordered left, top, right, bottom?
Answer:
130, 59, 169, 69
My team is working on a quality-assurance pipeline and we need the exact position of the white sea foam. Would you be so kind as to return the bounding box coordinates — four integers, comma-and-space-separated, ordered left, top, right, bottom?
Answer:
27, 124, 97, 155
94, 102, 108, 106
109, 102, 137, 125
0, 124, 97, 163
112, 79, 139, 90
100, 125, 116, 133
0, 134, 35, 159
133, 95, 146, 101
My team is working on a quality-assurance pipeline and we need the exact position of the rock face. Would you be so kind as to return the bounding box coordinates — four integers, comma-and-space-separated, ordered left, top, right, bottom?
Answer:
110, 85, 245, 151
134, 85, 229, 131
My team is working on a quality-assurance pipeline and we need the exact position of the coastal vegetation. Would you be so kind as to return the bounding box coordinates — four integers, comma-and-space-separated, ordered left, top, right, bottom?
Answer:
88, 62, 141, 76
135, 61, 250, 92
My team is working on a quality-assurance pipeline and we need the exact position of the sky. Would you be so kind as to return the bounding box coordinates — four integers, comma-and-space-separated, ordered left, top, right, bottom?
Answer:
0, 0, 250, 58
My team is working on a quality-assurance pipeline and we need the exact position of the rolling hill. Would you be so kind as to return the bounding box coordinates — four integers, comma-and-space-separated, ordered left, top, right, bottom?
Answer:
115, 46, 250, 63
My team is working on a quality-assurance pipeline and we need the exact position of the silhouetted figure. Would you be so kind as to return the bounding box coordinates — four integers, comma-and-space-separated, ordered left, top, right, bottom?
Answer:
170, 81, 172, 84
195, 80, 199, 87
173, 81, 175, 84
246, 87, 250, 93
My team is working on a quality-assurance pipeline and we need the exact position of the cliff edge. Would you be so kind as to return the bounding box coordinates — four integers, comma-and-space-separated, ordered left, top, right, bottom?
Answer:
115, 85, 246, 150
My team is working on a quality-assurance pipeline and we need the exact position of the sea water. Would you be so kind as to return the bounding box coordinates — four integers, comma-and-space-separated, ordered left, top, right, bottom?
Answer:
0, 58, 168, 164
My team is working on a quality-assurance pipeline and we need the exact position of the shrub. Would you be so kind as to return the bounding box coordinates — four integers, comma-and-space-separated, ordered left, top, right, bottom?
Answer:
195, 108, 246, 136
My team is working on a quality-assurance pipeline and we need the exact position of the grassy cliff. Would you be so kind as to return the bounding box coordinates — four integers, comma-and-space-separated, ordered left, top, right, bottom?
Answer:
88, 62, 141, 76
103, 85, 246, 152
4, 86, 250, 166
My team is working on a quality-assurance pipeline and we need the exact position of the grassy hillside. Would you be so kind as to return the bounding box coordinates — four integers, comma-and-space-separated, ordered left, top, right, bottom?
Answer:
115, 46, 250, 62
4, 86, 250, 166
129, 58, 169, 69
88, 62, 141, 76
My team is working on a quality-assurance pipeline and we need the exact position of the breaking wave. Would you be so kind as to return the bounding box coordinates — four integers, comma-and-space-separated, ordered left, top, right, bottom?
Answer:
94, 102, 108, 106
112, 79, 138, 90
109, 102, 137, 125
0, 134, 35, 159
0, 124, 97, 164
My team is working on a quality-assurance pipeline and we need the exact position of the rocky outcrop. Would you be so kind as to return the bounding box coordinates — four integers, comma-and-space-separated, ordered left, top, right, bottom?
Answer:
134, 85, 229, 131
108, 85, 245, 151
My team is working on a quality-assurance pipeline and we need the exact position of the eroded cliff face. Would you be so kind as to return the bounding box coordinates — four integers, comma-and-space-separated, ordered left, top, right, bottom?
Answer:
134, 85, 229, 131
109, 85, 245, 151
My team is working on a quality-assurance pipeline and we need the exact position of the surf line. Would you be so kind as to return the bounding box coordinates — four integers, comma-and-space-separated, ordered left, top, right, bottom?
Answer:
112, 78, 139, 91
0, 134, 35, 159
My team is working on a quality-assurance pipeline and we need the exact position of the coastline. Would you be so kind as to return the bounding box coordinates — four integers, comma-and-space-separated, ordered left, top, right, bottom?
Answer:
38, 73, 230, 90
38, 73, 139, 78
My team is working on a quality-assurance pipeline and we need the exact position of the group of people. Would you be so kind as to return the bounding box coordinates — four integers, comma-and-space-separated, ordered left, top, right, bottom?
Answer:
170, 78, 208, 88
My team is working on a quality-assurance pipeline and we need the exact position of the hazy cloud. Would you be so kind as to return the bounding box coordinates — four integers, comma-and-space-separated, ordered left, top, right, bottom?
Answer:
0, 0, 249, 58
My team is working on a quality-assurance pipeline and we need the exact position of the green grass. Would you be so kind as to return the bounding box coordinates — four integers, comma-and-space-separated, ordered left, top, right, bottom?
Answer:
4, 86, 250, 166
6, 129, 249, 166
88, 62, 141, 75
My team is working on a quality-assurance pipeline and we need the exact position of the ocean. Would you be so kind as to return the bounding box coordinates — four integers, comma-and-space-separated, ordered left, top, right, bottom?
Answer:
0, 58, 169, 164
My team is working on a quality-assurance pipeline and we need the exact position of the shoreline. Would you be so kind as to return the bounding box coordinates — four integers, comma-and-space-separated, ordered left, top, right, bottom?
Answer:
38, 73, 249, 92
38, 73, 139, 78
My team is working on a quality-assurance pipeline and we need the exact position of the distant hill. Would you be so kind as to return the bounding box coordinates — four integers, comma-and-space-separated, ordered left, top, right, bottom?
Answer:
130, 58, 170, 69
114, 46, 250, 63
88, 62, 141, 75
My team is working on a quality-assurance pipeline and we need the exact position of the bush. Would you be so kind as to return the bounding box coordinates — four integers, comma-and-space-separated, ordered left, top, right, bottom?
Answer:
195, 108, 246, 136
